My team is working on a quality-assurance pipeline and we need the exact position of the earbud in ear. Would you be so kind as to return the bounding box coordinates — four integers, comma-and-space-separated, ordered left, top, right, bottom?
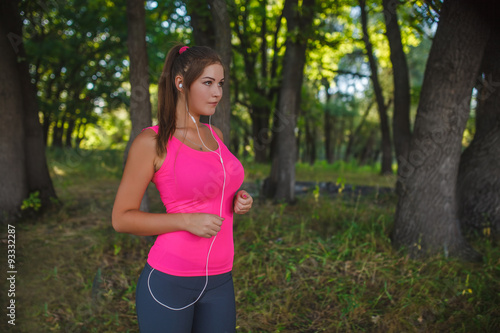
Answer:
179, 83, 183, 89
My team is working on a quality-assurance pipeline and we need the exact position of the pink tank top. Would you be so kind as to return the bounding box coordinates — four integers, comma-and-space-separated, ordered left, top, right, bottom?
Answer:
143, 124, 244, 277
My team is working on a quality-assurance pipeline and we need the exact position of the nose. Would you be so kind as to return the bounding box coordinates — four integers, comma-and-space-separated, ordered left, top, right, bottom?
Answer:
212, 84, 222, 98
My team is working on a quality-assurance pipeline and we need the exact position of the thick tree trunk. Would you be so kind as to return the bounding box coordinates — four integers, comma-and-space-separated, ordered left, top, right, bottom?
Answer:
392, 0, 490, 260
457, 31, 500, 238
13, 3, 58, 208
359, 0, 393, 175
208, 0, 232, 146
0, 2, 28, 221
382, 0, 411, 164
126, 0, 152, 212
266, 0, 315, 202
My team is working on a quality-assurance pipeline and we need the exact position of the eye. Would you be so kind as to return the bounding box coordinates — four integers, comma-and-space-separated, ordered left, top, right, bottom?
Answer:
203, 81, 212, 86
218, 81, 224, 87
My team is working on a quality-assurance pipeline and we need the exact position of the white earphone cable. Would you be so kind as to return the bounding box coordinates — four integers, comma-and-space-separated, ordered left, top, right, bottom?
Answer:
147, 106, 226, 311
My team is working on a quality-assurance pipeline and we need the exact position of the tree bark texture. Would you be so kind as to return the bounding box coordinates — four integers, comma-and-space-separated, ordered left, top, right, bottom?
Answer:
126, 0, 152, 212
359, 0, 393, 175
392, 0, 491, 260
12, 1, 57, 208
382, 0, 411, 164
457, 30, 500, 238
267, 0, 315, 202
0, 1, 28, 221
208, 0, 232, 145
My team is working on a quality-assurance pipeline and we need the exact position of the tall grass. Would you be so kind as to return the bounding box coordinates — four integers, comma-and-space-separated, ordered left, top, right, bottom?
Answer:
3, 149, 499, 332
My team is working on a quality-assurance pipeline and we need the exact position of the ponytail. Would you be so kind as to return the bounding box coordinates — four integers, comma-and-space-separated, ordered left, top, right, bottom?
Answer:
157, 44, 183, 156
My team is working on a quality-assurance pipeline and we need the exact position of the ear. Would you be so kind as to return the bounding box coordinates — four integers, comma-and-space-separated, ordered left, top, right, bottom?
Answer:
175, 75, 184, 92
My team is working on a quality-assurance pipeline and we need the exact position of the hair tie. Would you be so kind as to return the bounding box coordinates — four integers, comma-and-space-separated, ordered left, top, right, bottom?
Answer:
179, 46, 189, 54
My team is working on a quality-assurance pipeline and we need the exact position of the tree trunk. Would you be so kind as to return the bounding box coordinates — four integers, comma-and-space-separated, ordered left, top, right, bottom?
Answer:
358, 128, 376, 165
0, 1, 28, 221
345, 100, 374, 161
251, 106, 272, 163
322, 78, 334, 164
208, 0, 232, 146
457, 30, 500, 238
13, 1, 58, 208
304, 115, 313, 165
392, 0, 491, 260
382, 0, 411, 165
359, 0, 393, 175
126, 0, 152, 212
266, 0, 315, 202
187, 0, 215, 48
52, 113, 65, 147
65, 115, 75, 148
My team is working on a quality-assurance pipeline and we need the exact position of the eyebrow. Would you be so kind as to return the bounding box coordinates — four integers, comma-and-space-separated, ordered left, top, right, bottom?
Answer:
201, 76, 224, 81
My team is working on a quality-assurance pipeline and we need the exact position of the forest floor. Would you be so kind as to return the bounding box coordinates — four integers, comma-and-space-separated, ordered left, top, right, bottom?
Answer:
1, 149, 499, 333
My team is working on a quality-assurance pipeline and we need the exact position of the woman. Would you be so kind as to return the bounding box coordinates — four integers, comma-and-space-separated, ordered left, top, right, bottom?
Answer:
112, 44, 253, 333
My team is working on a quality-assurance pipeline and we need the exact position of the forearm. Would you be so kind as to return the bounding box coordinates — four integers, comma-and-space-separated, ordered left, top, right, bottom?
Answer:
112, 209, 190, 236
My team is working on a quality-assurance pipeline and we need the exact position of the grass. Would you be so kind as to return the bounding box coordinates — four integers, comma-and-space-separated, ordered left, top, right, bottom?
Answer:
243, 159, 397, 188
1, 148, 499, 332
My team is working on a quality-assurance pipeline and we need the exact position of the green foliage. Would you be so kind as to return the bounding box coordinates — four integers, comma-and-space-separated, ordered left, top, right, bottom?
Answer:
21, 191, 42, 212
20, 0, 437, 165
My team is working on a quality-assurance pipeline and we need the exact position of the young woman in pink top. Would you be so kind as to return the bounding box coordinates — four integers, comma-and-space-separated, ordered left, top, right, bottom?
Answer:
112, 44, 253, 333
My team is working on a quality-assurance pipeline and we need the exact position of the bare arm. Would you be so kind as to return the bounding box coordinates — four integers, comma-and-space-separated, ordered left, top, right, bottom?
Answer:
111, 129, 223, 237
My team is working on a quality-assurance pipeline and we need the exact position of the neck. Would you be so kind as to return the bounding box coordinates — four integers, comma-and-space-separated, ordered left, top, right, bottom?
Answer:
175, 98, 200, 129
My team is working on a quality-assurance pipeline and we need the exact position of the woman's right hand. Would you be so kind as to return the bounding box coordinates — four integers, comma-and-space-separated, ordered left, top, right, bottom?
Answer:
185, 213, 224, 238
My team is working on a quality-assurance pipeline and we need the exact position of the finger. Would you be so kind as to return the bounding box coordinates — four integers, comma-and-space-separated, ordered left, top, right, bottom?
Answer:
235, 205, 248, 214
236, 196, 251, 206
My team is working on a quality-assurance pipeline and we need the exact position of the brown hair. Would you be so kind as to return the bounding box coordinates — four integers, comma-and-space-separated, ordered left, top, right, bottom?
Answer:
156, 44, 223, 156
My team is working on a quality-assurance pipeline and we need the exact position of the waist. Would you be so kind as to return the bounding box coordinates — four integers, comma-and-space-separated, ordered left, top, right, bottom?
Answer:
147, 225, 234, 277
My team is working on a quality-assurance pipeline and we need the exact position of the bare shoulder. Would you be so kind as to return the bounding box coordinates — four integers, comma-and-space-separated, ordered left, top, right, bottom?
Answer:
133, 129, 157, 150
210, 125, 224, 141
127, 129, 157, 162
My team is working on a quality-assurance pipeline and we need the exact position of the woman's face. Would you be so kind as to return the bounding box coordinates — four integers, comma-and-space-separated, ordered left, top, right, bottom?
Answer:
188, 63, 224, 116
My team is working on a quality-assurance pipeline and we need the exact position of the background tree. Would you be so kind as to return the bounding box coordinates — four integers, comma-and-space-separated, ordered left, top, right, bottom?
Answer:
457, 27, 500, 238
231, 0, 285, 162
0, 1, 28, 221
22, 0, 130, 149
266, 0, 316, 202
125, 0, 152, 212
186, 0, 215, 48
0, 0, 57, 221
208, 0, 232, 144
358, 0, 393, 175
392, 0, 492, 260
382, 0, 411, 167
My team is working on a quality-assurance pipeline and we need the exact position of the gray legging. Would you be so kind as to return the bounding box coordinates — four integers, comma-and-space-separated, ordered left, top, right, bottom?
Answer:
135, 263, 236, 333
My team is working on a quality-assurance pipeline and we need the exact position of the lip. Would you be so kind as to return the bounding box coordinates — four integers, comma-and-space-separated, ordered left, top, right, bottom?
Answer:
208, 102, 219, 106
